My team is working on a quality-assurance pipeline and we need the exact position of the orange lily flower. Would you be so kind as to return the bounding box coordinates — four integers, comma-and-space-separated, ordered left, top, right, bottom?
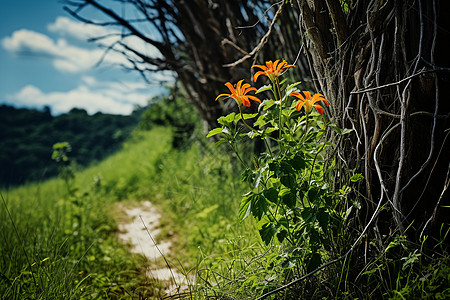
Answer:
252, 59, 295, 82
290, 91, 329, 115
215, 79, 261, 107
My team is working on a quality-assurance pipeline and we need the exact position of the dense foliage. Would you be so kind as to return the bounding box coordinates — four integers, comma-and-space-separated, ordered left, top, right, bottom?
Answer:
0, 105, 143, 187
139, 92, 201, 148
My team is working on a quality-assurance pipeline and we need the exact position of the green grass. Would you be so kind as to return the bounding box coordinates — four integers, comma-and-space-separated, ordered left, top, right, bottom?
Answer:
2, 125, 448, 299
0, 126, 263, 298
0, 128, 174, 299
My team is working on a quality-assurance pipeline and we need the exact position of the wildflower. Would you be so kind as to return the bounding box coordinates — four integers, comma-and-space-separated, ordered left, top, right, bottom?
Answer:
252, 59, 295, 82
290, 91, 329, 115
215, 79, 261, 107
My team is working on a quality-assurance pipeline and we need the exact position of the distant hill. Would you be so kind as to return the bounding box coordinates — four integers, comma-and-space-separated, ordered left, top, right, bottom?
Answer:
0, 105, 145, 187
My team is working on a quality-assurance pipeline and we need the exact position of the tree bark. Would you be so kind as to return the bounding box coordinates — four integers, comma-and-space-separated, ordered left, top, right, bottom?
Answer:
294, 0, 450, 240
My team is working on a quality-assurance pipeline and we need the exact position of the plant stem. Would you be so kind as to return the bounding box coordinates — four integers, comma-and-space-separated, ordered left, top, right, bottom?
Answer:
239, 109, 273, 156
273, 78, 284, 145
309, 134, 327, 184
228, 141, 248, 169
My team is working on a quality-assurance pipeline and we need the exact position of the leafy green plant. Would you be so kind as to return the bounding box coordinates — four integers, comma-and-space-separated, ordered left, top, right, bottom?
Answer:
208, 59, 359, 283
52, 141, 76, 195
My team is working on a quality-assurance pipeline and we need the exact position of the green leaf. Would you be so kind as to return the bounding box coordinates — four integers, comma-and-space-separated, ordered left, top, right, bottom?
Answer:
247, 130, 261, 139
239, 194, 252, 221
350, 173, 364, 182
215, 138, 226, 146
290, 154, 306, 170
263, 127, 278, 135
280, 187, 296, 208
241, 168, 254, 183
269, 162, 280, 177
301, 207, 315, 223
401, 250, 421, 271
279, 161, 295, 175
251, 194, 268, 220
307, 186, 321, 204
285, 81, 302, 92
362, 268, 378, 276
262, 99, 276, 110
218, 112, 236, 126
277, 230, 288, 244
222, 127, 231, 135
280, 174, 296, 189
255, 84, 272, 94
195, 204, 219, 219
206, 127, 223, 138
342, 128, 353, 135
254, 115, 268, 127
258, 217, 277, 245
328, 123, 342, 134
329, 124, 353, 135
242, 113, 258, 121
263, 187, 278, 203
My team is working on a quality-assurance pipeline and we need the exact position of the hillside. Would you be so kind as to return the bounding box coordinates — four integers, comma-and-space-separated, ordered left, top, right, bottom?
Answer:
0, 105, 145, 187
1, 114, 448, 298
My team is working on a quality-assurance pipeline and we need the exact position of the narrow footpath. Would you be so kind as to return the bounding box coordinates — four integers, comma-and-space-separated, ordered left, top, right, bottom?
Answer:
116, 200, 188, 296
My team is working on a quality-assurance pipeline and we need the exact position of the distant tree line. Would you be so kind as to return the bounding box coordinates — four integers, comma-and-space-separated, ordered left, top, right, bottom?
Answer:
0, 105, 143, 187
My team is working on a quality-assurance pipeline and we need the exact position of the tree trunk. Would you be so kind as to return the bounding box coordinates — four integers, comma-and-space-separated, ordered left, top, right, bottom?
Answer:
294, 0, 450, 240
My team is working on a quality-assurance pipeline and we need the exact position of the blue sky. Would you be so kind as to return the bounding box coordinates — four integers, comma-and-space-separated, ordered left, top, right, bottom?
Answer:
0, 0, 171, 115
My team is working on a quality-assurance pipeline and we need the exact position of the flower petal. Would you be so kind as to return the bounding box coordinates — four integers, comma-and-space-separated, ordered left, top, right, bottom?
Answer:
224, 82, 235, 94
314, 104, 324, 115
246, 95, 261, 103
215, 93, 231, 101
251, 64, 268, 71
241, 83, 254, 93
303, 91, 312, 100
241, 96, 251, 107
273, 59, 280, 71
296, 100, 305, 111
284, 63, 295, 69
311, 93, 323, 102
290, 92, 306, 102
253, 71, 267, 82
236, 79, 244, 92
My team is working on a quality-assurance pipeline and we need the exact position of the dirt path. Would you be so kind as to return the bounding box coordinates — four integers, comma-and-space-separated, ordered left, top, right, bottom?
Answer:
116, 200, 187, 295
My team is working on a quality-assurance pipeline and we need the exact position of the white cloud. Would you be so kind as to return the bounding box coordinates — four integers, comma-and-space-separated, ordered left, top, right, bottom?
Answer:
2, 25, 165, 75
81, 75, 99, 86
1, 16, 174, 115
47, 16, 113, 41
2, 29, 113, 73
2, 29, 59, 57
47, 16, 164, 65
6, 80, 155, 115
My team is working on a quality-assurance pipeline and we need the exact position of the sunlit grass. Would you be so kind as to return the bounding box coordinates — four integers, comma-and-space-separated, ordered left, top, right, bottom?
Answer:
2, 125, 448, 299
0, 128, 173, 299
0, 126, 266, 298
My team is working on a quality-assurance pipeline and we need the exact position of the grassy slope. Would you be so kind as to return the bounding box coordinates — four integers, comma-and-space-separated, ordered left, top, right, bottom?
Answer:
0, 126, 261, 298
0, 128, 176, 299
3, 125, 447, 299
